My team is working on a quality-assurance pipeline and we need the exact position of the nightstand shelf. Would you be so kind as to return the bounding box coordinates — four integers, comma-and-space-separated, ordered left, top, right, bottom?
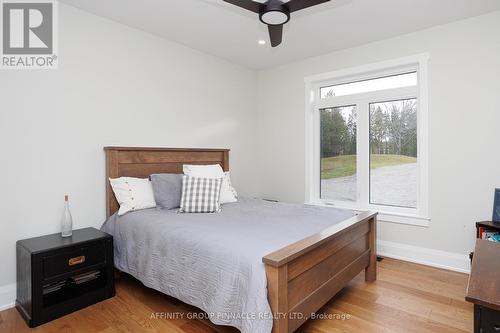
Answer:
16, 228, 115, 328
476, 221, 500, 238
470, 221, 500, 261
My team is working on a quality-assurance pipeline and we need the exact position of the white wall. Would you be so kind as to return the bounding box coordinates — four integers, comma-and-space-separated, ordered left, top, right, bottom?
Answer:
0, 3, 258, 306
1, 3, 499, 311
257, 11, 500, 271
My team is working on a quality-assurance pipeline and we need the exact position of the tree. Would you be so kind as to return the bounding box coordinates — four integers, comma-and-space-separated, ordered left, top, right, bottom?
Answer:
400, 99, 417, 157
370, 106, 389, 154
389, 105, 402, 155
369, 99, 417, 157
320, 108, 349, 157
346, 109, 357, 155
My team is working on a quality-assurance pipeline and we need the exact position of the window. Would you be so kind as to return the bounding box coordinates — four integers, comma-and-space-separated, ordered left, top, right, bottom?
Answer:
369, 99, 417, 208
306, 55, 429, 226
320, 105, 357, 202
320, 72, 417, 98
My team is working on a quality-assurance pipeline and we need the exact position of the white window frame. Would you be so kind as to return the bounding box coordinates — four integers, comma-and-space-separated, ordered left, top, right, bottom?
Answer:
304, 54, 430, 227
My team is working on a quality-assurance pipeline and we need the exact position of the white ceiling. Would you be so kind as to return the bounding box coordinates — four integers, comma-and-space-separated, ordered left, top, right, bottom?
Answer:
58, 0, 500, 69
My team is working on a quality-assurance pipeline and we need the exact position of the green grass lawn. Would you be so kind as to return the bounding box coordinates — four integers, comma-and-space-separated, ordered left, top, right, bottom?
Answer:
321, 154, 417, 179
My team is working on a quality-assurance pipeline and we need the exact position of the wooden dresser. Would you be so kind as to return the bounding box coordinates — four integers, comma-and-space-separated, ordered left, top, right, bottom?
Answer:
466, 239, 500, 333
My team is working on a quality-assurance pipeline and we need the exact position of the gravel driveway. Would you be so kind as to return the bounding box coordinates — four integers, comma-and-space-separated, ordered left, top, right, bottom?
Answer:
321, 163, 417, 208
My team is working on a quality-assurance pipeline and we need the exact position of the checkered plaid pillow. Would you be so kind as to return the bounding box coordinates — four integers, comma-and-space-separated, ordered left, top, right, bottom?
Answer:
179, 176, 223, 213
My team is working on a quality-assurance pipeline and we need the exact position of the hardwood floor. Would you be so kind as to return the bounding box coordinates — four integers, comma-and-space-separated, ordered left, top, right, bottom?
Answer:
0, 258, 472, 333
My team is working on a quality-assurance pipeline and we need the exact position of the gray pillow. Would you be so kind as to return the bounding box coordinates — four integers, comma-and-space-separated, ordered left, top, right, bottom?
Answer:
150, 173, 183, 209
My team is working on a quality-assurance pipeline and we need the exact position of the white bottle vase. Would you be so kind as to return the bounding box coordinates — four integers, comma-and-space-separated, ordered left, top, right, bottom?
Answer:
61, 195, 73, 237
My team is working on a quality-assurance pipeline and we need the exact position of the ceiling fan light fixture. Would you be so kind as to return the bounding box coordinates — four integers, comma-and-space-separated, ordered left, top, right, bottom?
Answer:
223, 0, 331, 47
259, 9, 290, 25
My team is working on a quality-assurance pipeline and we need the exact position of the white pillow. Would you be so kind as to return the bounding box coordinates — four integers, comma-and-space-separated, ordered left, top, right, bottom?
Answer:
109, 177, 156, 216
183, 164, 224, 178
220, 172, 238, 203
183, 165, 238, 204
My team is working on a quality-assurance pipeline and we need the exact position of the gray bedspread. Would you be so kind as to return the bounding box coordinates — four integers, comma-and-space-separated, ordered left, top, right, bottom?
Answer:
101, 197, 356, 333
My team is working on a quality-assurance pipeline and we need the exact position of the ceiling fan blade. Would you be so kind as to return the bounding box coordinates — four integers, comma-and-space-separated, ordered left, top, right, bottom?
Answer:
268, 24, 283, 47
223, 0, 262, 13
286, 0, 330, 12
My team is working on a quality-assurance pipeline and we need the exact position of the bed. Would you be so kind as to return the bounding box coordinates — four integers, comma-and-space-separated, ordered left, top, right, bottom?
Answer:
103, 147, 377, 333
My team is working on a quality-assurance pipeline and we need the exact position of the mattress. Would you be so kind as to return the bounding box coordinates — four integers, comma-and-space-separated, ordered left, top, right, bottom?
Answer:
101, 197, 356, 333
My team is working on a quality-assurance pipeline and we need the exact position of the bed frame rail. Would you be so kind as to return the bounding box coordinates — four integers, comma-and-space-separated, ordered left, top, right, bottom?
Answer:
263, 211, 377, 333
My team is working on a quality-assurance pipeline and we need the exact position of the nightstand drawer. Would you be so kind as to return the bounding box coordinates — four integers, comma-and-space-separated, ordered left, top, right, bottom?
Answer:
42, 242, 105, 278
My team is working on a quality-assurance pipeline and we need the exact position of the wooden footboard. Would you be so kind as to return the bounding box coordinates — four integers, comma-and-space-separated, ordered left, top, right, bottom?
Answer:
263, 211, 377, 333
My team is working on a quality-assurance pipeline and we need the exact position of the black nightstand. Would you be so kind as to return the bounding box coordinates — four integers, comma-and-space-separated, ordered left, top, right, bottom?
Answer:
16, 227, 115, 327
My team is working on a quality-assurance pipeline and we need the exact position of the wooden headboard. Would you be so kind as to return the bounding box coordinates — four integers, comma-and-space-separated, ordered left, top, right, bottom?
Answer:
104, 147, 230, 217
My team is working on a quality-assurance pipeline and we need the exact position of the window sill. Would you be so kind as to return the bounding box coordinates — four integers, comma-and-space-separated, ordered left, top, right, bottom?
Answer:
305, 201, 430, 227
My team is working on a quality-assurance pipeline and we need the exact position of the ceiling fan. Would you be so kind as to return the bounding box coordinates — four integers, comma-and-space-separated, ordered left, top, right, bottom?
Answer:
223, 0, 331, 47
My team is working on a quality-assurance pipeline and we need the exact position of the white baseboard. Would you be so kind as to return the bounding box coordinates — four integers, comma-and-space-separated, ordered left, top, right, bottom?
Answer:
0, 283, 16, 311
378, 240, 471, 273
